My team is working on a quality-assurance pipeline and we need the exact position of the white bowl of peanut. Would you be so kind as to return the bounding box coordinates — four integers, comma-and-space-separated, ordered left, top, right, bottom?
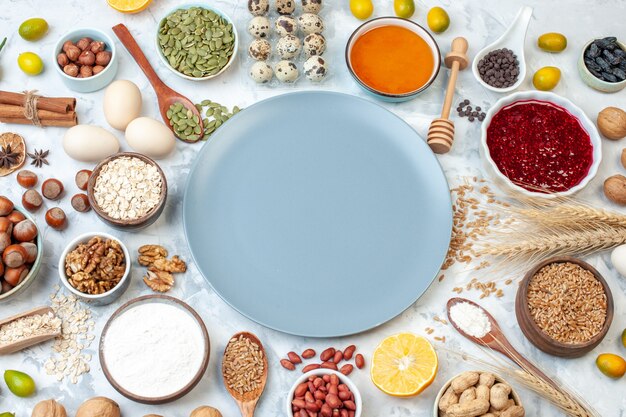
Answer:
58, 232, 131, 306
433, 371, 524, 417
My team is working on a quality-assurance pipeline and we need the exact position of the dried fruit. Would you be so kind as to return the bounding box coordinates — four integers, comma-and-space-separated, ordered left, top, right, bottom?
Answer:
584, 37, 626, 83
0, 133, 26, 176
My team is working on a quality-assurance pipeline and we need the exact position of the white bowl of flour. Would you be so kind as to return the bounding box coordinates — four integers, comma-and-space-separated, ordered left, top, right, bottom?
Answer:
99, 295, 210, 404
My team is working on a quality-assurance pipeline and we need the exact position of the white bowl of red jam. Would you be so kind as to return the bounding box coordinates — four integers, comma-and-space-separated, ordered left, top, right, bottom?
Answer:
480, 91, 602, 198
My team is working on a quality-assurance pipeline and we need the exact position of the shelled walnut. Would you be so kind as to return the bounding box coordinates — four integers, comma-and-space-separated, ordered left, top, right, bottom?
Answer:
65, 236, 126, 295
137, 244, 186, 293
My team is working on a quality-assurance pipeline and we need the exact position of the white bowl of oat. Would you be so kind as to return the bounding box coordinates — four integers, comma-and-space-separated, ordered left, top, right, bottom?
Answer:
58, 232, 131, 306
87, 152, 168, 230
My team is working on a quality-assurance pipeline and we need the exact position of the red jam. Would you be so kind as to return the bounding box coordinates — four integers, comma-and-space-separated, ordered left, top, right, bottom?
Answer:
486, 100, 593, 193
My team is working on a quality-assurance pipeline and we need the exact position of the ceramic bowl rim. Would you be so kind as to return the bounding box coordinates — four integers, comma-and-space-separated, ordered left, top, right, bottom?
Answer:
57, 232, 131, 300
344, 16, 442, 99
155, 2, 238, 81
432, 372, 523, 416
578, 39, 626, 90
285, 369, 362, 417
515, 256, 614, 355
52, 27, 117, 83
99, 294, 211, 404
86, 152, 168, 227
0, 207, 43, 301
480, 90, 602, 198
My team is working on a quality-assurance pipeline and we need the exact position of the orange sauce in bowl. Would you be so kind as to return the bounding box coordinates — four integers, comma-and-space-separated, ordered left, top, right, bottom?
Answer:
350, 25, 436, 95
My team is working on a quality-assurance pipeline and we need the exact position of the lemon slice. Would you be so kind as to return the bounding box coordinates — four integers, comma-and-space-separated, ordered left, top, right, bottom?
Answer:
370, 333, 438, 397
107, 0, 153, 14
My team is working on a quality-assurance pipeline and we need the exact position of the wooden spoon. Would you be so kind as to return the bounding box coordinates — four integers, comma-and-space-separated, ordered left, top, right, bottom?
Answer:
446, 297, 558, 388
0, 306, 60, 355
222, 332, 268, 417
111, 24, 204, 143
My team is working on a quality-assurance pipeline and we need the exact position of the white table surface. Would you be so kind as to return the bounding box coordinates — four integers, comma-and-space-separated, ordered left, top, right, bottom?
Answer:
1, 0, 625, 415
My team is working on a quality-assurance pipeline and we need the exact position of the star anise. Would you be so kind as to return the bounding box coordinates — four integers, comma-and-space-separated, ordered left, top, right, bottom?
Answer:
27, 149, 49, 168
0, 144, 19, 169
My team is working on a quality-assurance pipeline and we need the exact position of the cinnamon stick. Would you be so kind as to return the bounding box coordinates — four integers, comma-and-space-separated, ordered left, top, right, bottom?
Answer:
0, 91, 76, 114
0, 104, 77, 127
0, 117, 77, 128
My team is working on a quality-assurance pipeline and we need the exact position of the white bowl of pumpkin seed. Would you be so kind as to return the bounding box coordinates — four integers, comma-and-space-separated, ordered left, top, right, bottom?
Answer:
156, 4, 238, 81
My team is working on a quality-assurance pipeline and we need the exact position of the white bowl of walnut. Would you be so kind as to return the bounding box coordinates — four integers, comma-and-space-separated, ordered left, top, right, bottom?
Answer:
58, 232, 131, 306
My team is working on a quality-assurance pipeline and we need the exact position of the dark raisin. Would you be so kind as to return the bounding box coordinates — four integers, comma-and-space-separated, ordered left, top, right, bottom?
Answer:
613, 67, 626, 81
596, 57, 611, 71
589, 43, 601, 58
602, 72, 618, 82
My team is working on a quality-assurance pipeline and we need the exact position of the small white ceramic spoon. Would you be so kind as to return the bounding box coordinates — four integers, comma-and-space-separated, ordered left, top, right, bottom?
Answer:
472, 6, 533, 93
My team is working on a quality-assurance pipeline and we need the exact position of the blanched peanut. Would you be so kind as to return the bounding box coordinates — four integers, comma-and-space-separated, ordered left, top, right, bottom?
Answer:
447, 399, 490, 417
478, 373, 496, 388
459, 387, 476, 404
451, 372, 480, 394
439, 386, 459, 412
489, 384, 512, 411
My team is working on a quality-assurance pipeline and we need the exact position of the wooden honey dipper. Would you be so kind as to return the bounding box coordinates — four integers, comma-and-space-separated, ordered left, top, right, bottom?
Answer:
428, 37, 469, 154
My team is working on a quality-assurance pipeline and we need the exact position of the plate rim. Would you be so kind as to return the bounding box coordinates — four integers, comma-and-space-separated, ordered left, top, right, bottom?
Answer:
182, 90, 452, 337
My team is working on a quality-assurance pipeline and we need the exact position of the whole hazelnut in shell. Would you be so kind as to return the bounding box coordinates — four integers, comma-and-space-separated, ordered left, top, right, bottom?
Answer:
604, 174, 626, 205
32, 399, 67, 417
76, 397, 120, 417
190, 406, 223, 417
597, 107, 626, 140
78, 50, 96, 66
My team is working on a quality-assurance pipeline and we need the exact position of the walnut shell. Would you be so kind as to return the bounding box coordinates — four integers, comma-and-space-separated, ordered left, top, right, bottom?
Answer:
76, 397, 121, 417
32, 399, 67, 417
604, 175, 626, 205
598, 107, 626, 140
621, 149, 626, 169
143, 415, 164, 417
190, 406, 223, 417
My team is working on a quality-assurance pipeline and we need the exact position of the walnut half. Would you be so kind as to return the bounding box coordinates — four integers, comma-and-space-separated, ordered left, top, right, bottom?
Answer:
143, 267, 174, 293
152, 256, 187, 273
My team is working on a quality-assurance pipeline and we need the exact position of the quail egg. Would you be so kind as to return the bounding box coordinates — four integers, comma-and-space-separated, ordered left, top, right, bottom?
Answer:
275, 60, 299, 83
275, 15, 298, 37
302, 0, 322, 13
277, 35, 302, 59
248, 0, 269, 15
249, 39, 272, 61
275, 0, 296, 15
303, 33, 326, 57
298, 13, 324, 35
248, 16, 271, 38
249, 61, 274, 83
303, 56, 327, 82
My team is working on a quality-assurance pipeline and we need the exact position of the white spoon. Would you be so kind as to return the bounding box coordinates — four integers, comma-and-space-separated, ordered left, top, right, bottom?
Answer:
472, 6, 533, 93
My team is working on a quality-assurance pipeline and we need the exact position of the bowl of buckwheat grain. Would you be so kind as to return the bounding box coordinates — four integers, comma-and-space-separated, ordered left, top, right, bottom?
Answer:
87, 152, 168, 230
58, 232, 131, 306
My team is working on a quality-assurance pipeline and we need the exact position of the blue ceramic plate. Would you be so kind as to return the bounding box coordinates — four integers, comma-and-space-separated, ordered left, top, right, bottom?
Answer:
183, 92, 452, 337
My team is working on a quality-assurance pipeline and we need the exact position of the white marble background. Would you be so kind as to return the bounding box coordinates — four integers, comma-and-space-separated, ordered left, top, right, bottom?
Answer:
0, 0, 625, 416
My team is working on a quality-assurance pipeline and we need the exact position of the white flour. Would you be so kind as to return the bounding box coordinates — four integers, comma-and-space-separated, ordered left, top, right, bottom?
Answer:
102, 302, 205, 398
449, 302, 492, 338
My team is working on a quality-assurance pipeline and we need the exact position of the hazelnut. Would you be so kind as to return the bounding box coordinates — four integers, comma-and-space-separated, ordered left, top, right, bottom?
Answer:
96, 51, 112, 66
57, 53, 69, 67
0, 232, 10, 254
65, 44, 81, 61
92, 65, 105, 75
76, 37, 93, 51
62, 40, 74, 54
6, 210, 26, 224
78, 50, 96, 66
0, 196, 14, 216
190, 406, 223, 417
3, 244, 28, 268
0, 217, 12, 234
1, 280, 13, 294
63, 63, 79, 77
76, 397, 120, 417
12, 219, 38, 242
4, 265, 28, 287
89, 41, 106, 54
20, 242, 38, 263
598, 107, 626, 140
32, 399, 67, 417
45, 207, 67, 230
604, 174, 626, 205
80, 65, 93, 78
16, 169, 38, 188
